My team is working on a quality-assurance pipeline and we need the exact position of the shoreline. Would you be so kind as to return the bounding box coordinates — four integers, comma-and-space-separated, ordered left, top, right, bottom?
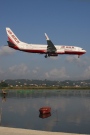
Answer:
0, 126, 87, 135
0, 87, 90, 90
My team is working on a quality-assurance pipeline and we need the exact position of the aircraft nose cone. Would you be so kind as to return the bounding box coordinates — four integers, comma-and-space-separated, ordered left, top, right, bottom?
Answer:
84, 50, 86, 53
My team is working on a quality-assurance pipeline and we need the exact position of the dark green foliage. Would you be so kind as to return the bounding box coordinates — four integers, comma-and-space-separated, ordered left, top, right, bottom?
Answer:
0, 81, 8, 87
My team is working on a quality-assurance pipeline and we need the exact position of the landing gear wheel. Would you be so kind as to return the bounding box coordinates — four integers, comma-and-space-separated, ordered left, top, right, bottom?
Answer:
45, 54, 47, 58
78, 55, 80, 58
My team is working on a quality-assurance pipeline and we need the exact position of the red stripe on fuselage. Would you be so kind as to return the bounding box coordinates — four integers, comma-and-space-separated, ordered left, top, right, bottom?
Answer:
22, 49, 46, 54
65, 51, 85, 55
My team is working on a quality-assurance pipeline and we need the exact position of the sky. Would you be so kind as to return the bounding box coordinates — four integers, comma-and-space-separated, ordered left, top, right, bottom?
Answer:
0, 0, 90, 81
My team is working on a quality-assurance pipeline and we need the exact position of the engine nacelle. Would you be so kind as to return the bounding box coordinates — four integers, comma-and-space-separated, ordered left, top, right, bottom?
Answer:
48, 53, 58, 57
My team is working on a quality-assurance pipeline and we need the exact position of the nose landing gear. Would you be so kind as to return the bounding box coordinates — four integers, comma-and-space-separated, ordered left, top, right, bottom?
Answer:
78, 55, 80, 58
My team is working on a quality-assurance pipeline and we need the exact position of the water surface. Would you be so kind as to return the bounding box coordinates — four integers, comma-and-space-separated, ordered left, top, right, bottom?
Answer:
0, 89, 90, 134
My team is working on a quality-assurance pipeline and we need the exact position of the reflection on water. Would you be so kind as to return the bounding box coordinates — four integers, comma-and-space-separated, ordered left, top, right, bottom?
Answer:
39, 112, 51, 119
0, 89, 90, 134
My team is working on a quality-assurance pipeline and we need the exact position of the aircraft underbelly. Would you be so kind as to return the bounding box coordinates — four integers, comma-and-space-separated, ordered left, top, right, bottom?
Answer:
22, 48, 46, 54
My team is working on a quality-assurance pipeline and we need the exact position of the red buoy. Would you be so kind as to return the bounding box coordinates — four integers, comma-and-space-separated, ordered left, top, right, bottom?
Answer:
39, 107, 51, 114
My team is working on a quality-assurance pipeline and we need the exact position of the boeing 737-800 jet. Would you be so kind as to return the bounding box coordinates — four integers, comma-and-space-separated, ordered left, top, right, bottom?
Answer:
6, 27, 86, 58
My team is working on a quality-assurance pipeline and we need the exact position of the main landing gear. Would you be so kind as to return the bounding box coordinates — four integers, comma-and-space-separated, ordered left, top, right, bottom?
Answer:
45, 54, 48, 58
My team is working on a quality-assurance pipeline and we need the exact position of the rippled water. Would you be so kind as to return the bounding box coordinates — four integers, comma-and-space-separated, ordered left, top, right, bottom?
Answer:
0, 89, 90, 134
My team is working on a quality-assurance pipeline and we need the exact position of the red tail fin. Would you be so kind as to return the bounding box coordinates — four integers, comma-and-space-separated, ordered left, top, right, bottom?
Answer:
6, 27, 20, 45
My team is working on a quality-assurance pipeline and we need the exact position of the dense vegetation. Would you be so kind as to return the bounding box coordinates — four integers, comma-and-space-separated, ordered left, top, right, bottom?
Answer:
0, 79, 90, 90
0, 81, 8, 88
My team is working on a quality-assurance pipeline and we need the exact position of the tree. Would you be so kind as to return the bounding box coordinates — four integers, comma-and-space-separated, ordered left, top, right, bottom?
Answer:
0, 82, 8, 87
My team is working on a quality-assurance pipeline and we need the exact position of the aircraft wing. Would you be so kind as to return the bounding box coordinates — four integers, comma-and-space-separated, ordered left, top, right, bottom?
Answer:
45, 33, 57, 53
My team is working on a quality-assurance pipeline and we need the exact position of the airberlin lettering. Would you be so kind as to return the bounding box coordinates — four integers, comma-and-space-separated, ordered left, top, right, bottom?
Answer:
8, 30, 20, 43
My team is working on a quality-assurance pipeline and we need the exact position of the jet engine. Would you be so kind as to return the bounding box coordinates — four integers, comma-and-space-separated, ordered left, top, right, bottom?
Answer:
48, 53, 58, 57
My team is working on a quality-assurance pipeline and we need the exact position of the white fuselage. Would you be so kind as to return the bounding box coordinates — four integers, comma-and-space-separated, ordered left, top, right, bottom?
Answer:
15, 42, 86, 56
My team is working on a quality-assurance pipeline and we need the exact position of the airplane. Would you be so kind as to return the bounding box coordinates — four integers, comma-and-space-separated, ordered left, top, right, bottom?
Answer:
6, 27, 86, 58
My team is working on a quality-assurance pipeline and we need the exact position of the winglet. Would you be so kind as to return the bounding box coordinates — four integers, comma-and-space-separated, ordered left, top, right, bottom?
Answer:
45, 33, 49, 40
